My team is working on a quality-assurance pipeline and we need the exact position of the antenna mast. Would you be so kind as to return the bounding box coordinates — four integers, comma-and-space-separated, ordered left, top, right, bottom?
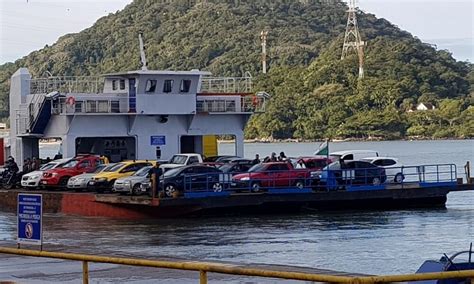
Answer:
138, 32, 148, 71
260, 30, 268, 74
341, 0, 365, 79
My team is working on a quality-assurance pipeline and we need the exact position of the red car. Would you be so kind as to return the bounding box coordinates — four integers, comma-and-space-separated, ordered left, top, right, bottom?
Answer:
40, 155, 106, 188
232, 161, 312, 192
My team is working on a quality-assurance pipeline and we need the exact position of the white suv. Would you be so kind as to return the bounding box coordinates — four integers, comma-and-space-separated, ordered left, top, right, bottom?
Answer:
361, 157, 404, 183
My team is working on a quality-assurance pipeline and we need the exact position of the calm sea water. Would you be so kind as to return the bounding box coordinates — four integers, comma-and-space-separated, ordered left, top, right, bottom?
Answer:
3, 140, 473, 275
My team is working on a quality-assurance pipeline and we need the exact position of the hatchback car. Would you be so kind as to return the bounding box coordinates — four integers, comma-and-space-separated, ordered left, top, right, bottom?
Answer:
159, 165, 222, 197
320, 160, 386, 189
89, 160, 154, 192
360, 157, 404, 183
113, 165, 152, 195
67, 163, 112, 191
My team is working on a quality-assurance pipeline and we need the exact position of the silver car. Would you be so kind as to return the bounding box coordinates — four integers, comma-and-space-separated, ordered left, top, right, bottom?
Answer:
67, 164, 112, 191
113, 166, 152, 195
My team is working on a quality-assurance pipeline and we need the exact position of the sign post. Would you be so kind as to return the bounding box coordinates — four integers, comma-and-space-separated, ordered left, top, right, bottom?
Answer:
17, 193, 43, 249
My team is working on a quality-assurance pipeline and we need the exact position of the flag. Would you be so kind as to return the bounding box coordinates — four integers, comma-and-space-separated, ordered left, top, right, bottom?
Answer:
314, 140, 329, 156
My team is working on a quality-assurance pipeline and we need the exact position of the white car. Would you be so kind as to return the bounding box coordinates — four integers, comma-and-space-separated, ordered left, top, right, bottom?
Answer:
21, 158, 70, 188
360, 157, 404, 183
67, 163, 111, 191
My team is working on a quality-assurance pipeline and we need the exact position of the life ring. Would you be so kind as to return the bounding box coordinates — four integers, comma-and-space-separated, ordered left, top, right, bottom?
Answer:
66, 96, 76, 106
252, 95, 259, 107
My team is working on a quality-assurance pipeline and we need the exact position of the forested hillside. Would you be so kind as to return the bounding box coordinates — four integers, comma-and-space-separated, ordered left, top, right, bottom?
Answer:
0, 0, 472, 139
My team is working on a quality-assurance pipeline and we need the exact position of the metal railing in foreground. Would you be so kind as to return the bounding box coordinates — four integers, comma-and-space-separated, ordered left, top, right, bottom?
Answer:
0, 247, 473, 284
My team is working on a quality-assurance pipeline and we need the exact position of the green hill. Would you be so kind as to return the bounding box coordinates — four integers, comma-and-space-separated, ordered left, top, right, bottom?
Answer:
1, 0, 472, 139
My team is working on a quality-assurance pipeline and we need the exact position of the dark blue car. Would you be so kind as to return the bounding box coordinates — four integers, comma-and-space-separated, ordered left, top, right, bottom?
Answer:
159, 165, 222, 197
320, 160, 386, 189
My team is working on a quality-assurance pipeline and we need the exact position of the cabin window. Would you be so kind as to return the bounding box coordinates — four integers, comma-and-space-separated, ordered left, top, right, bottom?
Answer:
180, 79, 191, 93
163, 79, 174, 93
145, 80, 157, 93
112, 80, 117, 90
119, 80, 126, 90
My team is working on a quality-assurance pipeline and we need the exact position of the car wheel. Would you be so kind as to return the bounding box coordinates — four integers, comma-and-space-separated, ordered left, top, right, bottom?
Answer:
132, 183, 141, 196
372, 177, 382, 185
295, 180, 305, 189
165, 184, 177, 197
212, 182, 223, 192
394, 173, 404, 183
251, 182, 261, 193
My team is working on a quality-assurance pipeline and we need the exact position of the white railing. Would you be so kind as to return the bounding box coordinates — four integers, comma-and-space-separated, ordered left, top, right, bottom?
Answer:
51, 94, 128, 115
200, 72, 252, 93
29, 76, 103, 94
196, 94, 265, 113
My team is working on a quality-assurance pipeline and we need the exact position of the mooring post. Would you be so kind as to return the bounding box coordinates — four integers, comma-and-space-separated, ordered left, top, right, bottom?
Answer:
465, 161, 471, 184
199, 270, 207, 284
82, 260, 89, 284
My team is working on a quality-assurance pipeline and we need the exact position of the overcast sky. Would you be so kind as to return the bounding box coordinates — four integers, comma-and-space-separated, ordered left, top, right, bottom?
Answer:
0, 0, 472, 64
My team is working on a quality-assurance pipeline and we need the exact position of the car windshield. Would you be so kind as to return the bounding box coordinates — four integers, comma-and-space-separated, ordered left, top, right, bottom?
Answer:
60, 160, 79, 168
169, 155, 188, 164
40, 162, 58, 170
164, 167, 182, 177
103, 163, 125, 172
133, 166, 151, 177
218, 164, 234, 172
248, 164, 267, 172
93, 164, 107, 173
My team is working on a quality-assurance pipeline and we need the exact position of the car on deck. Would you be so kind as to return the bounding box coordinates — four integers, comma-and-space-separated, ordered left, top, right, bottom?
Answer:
67, 163, 113, 191
232, 161, 313, 192
113, 165, 153, 195
320, 160, 387, 189
89, 160, 153, 192
360, 157, 404, 183
159, 165, 222, 197
40, 155, 107, 188
22, 158, 70, 188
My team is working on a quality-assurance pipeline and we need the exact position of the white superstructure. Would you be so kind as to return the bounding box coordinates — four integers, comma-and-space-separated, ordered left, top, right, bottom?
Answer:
9, 68, 266, 167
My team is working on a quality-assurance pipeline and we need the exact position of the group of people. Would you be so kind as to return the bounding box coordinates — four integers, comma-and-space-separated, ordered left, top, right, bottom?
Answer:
22, 157, 42, 174
251, 152, 288, 165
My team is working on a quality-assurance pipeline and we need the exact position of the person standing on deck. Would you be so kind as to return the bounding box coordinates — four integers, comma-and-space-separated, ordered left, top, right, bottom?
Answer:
149, 162, 163, 197
252, 154, 260, 165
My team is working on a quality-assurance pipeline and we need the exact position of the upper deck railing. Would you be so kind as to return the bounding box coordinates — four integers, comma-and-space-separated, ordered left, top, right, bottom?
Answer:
30, 73, 253, 95
200, 72, 252, 93
29, 76, 103, 94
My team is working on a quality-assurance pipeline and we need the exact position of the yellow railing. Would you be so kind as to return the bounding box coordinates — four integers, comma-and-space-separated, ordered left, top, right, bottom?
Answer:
0, 247, 473, 284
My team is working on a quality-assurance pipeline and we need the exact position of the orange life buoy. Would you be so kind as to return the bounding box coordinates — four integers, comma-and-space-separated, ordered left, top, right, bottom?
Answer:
252, 95, 259, 107
66, 96, 76, 106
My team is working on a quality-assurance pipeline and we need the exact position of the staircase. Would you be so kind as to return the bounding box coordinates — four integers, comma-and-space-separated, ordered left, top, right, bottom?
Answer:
27, 94, 52, 135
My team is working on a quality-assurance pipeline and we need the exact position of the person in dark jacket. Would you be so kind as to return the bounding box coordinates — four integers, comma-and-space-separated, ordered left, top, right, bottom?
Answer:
251, 154, 260, 165
149, 163, 163, 197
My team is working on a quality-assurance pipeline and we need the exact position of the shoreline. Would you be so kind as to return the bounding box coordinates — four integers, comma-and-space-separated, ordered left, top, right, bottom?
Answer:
218, 137, 473, 144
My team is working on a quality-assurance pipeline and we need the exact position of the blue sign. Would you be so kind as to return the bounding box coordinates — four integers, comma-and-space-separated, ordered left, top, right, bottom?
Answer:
150, 135, 166, 146
17, 193, 42, 246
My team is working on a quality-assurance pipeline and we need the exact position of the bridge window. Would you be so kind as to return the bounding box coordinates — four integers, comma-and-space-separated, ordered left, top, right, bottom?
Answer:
112, 80, 117, 90
145, 80, 157, 93
180, 79, 191, 93
163, 79, 174, 93
119, 80, 126, 90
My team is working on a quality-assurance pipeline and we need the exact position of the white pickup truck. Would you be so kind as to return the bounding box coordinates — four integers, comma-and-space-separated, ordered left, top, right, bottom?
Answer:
159, 153, 204, 172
